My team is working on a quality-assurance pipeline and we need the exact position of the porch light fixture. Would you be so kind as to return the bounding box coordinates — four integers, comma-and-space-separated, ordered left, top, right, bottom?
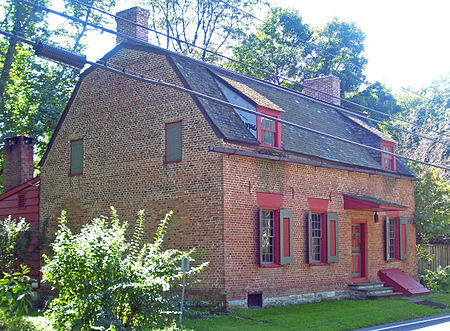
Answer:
33, 40, 86, 69
374, 212, 379, 223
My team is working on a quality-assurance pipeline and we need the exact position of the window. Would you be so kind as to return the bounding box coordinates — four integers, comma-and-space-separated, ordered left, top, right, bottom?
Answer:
261, 210, 275, 263
18, 194, 26, 208
259, 208, 293, 265
311, 213, 322, 262
388, 219, 396, 259
70, 139, 83, 175
257, 106, 282, 148
307, 212, 339, 264
165, 121, 182, 163
381, 141, 396, 171
385, 217, 408, 261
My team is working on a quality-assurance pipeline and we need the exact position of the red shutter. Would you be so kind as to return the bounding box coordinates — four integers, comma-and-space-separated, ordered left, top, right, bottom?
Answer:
280, 209, 293, 265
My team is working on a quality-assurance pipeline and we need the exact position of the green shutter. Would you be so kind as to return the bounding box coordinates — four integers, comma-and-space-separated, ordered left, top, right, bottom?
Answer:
385, 216, 390, 261
166, 121, 182, 162
399, 217, 408, 260
327, 212, 339, 263
280, 209, 293, 265
71, 140, 83, 175
307, 211, 313, 264
259, 208, 263, 265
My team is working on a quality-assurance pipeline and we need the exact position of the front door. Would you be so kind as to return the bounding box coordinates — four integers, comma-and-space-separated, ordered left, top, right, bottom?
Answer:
352, 224, 362, 277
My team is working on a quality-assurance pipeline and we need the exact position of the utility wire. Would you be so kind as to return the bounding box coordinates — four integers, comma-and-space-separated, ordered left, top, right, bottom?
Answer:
1, 29, 448, 171
14, 0, 449, 147
67, 0, 450, 141
402, 86, 447, 105
216, 0, 450, 138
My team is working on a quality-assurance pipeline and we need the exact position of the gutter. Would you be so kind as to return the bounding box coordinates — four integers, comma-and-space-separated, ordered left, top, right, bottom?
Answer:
209, 146, 416, 180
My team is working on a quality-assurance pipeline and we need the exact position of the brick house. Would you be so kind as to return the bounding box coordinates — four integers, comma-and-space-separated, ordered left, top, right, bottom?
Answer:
37, 7, 424, 308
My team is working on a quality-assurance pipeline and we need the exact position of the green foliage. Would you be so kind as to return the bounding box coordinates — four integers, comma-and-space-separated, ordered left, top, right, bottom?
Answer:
227, 7, 311, 86
303, 17, 367, 95
0, 217, 31, 275
42, 208, 207, 330
412, 165, 449, 239
228, 8, 368, 95
0, 264, 33, 318
395, 76, 449, 169
347, 81, 403, 122
420, 266, 450, 293
0, 0, 117, 192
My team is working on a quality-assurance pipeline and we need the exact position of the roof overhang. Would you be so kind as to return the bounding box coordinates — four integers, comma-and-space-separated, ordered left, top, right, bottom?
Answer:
344, 194, 407, 212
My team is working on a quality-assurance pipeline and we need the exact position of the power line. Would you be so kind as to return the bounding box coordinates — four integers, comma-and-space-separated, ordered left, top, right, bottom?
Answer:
15, 0, 449, 147
402, 86, 447, 105
1, 29, 448, 172
216, 0, 450, 138
66, 0, 450, 142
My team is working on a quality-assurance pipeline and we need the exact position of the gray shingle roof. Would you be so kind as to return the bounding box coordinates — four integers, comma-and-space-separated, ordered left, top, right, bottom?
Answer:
170, 53, 414, 177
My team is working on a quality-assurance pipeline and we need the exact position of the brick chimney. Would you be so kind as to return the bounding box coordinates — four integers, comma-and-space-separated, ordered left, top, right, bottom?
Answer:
303, 75, 341, 106
116, 7, 150, 45
3, 136, 34, 192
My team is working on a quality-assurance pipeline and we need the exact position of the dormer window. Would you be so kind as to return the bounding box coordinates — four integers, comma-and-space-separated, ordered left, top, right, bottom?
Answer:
257, 106, 282, 148
381, 141, 396, 171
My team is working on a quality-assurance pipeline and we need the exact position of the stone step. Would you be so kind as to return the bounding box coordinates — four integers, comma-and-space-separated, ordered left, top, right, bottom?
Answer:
357, 286, 395, 293
348, 282, 385, 290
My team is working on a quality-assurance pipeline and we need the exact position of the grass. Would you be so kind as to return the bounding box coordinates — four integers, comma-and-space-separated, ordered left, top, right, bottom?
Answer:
182, 296, 450, 331
16, 293, 450, 331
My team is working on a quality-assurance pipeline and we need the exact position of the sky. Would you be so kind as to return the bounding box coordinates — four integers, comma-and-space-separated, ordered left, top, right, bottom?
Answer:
270, 0, 450, 91
81, 0, 450, 92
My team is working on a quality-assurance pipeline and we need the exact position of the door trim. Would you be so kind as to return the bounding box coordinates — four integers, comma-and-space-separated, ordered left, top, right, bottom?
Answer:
352, 219, 368, 282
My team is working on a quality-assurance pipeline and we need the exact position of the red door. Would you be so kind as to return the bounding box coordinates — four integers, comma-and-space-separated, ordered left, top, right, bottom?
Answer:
352, 224, 361, 277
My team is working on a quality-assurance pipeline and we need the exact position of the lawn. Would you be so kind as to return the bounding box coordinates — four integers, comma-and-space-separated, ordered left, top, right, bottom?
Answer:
182, 296, 449, 331
14, 293, 450, 331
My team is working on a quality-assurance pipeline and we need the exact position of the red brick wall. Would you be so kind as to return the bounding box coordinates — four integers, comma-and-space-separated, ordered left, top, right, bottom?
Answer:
221, 150, 416, 304
40, 47, 416, 308
303, 75, 341, 106
39, 48, 226, 303
3, 136, 34, 192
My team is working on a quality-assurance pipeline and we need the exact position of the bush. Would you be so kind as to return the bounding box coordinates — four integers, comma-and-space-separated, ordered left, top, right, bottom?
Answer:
0, 217, 31, 275
0, 264, 33, 329
42, 208, 207, 331
420, 266, 450, 292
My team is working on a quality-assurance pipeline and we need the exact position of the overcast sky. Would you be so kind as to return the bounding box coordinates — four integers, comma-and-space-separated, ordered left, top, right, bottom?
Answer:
84, 0, 449, 92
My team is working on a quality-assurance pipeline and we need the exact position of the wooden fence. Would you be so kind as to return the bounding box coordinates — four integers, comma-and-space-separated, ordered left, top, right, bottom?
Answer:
418, 244, 450, 274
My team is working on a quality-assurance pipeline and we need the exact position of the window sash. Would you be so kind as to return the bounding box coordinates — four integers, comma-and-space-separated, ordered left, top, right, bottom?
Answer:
261, 210, 275, 263
388, 219, 396, 259
261, 117, 276, 146
311, 213, 322, 262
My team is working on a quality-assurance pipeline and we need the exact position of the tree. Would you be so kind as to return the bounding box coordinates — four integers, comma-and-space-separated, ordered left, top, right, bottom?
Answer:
0, 0, 117, 191
412, 164, 449, 240
226, 7, 311, 86
228, 9, 368, 95
395, 76, 449, 172
303, 17, 367, 95
139, 0, 263, 61
347, 81, 403, 123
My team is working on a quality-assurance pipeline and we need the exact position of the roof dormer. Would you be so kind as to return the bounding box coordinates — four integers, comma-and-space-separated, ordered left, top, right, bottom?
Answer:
381, 140, 397, 172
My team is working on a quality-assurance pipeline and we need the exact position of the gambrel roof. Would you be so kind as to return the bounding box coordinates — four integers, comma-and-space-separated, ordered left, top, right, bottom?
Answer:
40, 43, 415, 178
